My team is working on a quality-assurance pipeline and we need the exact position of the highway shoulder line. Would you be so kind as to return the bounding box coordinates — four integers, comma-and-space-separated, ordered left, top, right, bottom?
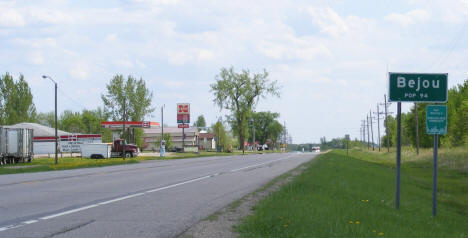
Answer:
0, 157, 287, 232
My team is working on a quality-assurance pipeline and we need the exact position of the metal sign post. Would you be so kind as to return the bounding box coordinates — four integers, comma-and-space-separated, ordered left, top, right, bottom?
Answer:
345, 134, 350, 157
426, 105, 447, 216
395, 102, 401, 209
389, 72, 447, 210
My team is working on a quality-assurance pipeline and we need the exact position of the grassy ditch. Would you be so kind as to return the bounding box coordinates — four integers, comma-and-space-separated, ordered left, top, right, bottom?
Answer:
236, 149, 467, 238
0, 150, 282, 175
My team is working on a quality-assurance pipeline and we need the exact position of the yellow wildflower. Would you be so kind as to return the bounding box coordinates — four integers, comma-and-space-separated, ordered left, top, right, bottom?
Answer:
378, 232, 384, 236
355, 221, 360, 224
349, 221, 354, 224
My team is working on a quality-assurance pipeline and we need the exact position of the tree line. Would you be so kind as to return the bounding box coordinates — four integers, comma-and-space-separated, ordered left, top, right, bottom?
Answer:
2, 69, 285, 152
1, 73, 153, 148
210, 67, 284, 152
320, 79, 467, 150
382, 80, 467, 148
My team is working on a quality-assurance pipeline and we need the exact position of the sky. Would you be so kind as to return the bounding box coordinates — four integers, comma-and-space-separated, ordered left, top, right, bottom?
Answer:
1, 0, 467, 144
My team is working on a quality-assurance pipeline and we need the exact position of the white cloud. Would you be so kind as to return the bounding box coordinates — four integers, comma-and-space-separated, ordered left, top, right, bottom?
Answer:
69, 62, 91, 80
28, 51, 45, 65
305, 6, 348, 37
114, 59, 134, 68
385, 9, 430, 26
166, 48, 216, 65
2, 0, 467, 143
133, 0, 179, 5
0, 9, 25, 27
257, 37, 332, 61
14, 38, 57, 49
406, 0, 468, 23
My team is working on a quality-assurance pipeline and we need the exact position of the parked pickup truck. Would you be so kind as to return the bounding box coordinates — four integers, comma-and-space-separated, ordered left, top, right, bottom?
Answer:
80, 139, 139, 159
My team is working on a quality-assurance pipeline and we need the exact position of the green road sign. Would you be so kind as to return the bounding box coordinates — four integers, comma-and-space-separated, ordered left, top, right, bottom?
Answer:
389, 73, 447, 102
426, 105, 447, 135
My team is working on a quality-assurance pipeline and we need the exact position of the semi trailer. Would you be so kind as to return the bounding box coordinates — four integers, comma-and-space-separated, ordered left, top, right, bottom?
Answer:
0, 127, 34, 164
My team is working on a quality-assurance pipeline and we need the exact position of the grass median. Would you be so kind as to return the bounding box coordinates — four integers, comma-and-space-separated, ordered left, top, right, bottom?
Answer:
236, 149, 467, 237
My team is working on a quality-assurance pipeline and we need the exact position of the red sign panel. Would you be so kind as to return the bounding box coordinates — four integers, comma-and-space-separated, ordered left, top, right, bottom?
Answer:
177, 103, 190, 114
178, 124, 189, 128
177, 103, 190, 123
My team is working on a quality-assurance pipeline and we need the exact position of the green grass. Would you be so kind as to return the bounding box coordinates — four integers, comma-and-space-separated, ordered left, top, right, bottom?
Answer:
236, 149, 467, 238
0, 157, 140, 174
0, 150, 283, 175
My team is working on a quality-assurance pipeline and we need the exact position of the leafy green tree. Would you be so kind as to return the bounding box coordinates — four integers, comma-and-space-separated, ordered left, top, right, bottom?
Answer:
249, 111, 284, 146
212, 121, 227, 151
36, 111, 55, 127
155, 133, 173, 150
81, 108, 104, 134
403, 103, 433, 148
0, 73, 36, 125
101, 74, 154, 122
101, 74, 154, 146
382, 115, 396, 147
193, 115, 207, 128
444, 80, 468, 146
210, 67, 280, 152
59, 110, 84, 133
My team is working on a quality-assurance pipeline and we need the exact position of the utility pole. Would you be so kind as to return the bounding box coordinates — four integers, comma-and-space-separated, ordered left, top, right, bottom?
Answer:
160, 105, 165, 157
370, 110, 375, 151
361, 120, 366, 147
252, 118, 256, 151
415, 103, 419, 155
360, 126, 363, 144
374, 104, 385, 152
383, 94, 392, 152
122, 98, 126, 160
366, 115, 370, 149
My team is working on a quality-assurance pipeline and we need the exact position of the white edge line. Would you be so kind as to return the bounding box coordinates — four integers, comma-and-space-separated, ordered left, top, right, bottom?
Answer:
98, 193, 145, 205
0, 156, 291, 232
40, 204, 99, 220
230, 158, 283, 172
23, 220, 38, 225
146, 175, 211, 193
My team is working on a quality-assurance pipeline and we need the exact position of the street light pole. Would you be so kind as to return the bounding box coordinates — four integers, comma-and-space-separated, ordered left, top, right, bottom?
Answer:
42, 75, 58, 165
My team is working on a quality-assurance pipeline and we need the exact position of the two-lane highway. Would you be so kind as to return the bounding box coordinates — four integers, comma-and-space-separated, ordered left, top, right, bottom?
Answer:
0, 152, 317, 238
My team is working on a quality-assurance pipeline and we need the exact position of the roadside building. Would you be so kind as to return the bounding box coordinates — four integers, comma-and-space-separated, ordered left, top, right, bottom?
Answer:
101, 121, 160, 142
3, 123, 101, 155
143, 127, 198, 151
199, 132, 215, 151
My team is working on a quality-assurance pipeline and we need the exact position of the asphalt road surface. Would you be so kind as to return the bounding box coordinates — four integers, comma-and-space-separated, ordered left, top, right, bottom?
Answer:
0, 152, 317, 238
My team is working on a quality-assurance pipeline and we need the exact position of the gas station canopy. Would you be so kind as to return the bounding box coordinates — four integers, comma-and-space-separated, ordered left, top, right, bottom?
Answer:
101, 121, 160, 130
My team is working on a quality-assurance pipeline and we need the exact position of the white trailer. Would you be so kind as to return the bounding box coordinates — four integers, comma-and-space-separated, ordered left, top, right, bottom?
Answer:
80, 143, 111, 159
0, 127, 34, 164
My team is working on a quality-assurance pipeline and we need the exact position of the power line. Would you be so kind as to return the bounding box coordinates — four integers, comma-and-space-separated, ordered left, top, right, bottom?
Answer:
427, 20, 468, 71
56, 86, 88, 111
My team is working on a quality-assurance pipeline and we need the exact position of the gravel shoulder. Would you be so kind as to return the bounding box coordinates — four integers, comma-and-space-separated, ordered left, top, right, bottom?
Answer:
178, 159, 313, 238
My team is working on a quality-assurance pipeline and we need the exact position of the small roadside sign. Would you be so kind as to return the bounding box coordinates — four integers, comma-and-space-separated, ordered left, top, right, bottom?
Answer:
425, 105, 448, 217
426, 105, 447, 135
178, 124, 189, 128
389, 73, 447, 102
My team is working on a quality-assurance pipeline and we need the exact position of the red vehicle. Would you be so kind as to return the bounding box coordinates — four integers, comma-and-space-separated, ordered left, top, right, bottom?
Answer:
111, 139, 139, 158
